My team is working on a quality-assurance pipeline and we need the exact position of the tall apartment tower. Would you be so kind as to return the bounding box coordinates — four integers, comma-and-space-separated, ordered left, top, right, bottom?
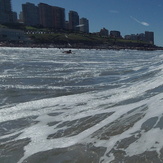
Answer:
80, 18, 89, 33
0, 0, 13, 24
38, 3, 52, 28
52, 6, 65, 30
38, 3, 65, 29
22, 3, 39, 26
69, 11, 79, 31
145, 31, 154, 45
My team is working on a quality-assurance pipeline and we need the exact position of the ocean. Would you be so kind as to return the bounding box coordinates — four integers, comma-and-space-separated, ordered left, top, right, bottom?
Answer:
0, 47, 163, 163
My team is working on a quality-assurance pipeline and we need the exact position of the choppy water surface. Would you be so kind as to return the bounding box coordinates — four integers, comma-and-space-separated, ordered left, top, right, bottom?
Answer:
1, 47, 163, 163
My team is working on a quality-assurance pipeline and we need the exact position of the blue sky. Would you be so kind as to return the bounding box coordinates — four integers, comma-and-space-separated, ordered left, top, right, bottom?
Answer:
12, 0, 163, 46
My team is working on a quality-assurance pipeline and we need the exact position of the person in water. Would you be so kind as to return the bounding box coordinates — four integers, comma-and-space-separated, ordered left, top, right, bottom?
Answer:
63, 50, 72, 54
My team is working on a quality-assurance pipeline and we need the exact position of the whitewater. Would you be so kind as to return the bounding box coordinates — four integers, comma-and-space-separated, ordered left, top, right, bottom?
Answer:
0, 47, 163, 163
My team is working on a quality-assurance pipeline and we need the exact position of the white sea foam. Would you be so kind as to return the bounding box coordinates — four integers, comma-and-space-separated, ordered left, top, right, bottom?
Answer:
14, 90, 163, 163
1, 48, 163, 162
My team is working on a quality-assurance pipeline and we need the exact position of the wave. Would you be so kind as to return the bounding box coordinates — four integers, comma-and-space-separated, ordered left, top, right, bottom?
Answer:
1, 48, 163, 162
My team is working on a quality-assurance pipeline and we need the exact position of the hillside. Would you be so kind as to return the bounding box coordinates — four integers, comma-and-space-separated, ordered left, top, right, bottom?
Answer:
28, 32, 157, 50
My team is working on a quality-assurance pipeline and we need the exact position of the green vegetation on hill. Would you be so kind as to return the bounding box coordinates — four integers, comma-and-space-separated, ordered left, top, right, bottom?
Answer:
28, 32, 153, 48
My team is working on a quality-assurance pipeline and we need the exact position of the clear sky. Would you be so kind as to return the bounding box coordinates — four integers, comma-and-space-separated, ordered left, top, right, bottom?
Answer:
12, 0, 163, 46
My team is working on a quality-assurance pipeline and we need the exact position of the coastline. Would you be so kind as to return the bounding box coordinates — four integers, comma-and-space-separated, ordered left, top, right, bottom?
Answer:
0, 42, 162, 51
0, 44, 163, 51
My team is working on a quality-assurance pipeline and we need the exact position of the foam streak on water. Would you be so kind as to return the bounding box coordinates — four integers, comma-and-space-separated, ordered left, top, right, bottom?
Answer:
0, 47, 163, 163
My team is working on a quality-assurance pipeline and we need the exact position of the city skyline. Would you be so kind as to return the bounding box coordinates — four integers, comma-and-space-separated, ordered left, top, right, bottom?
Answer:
11, 0, 163, 46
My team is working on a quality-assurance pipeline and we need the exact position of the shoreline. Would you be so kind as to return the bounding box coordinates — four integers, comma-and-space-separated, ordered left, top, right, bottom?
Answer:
0, 42, 162, 51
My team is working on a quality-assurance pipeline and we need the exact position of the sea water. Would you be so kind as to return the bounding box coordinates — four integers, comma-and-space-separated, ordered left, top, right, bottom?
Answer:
0, 47, 163, 163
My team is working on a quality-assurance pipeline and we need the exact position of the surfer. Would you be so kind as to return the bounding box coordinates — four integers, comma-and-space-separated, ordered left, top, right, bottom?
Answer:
63, 50, 72, 54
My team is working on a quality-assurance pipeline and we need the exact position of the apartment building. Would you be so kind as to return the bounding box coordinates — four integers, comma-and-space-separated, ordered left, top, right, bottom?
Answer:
12, 12, 17, 23
145, 31, 154, 45
22, 2, 39, 26
100, 28, 109, 37
0, 0, 13, 24
38, 3, 65, 29
110, 30, 121, 38
69, 11, 79, 31
125, 31, 154, 45
80, 18, 89, 33
52, 6, 65, 30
